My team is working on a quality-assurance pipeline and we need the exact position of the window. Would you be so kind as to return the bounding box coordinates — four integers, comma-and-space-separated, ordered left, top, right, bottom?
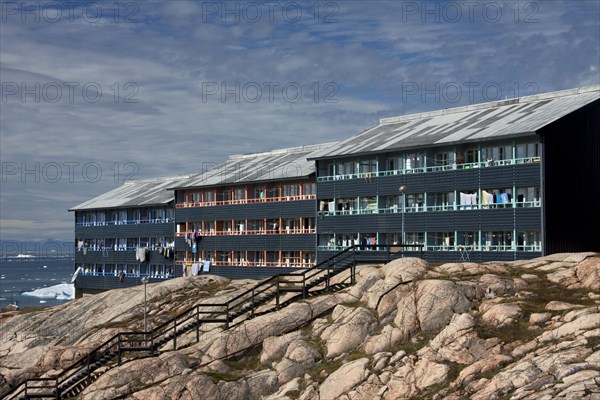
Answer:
457, 232, 478, 249
190, 191, 202, 203
318, 234, 335, 249
428, 232, 455, 250
406, 193, 424, 211
517, 231, 541, 251
358, 159, 377, 174
303, 182, 315, 196
205, 190, 215, 203
219, 189, 232, 202
482, 231, 513, 251
336, 160, 356, 177
386, 154, 403, 172
254, 186, 266, 199
360, 196, 378, 213
337, 233, 358, 247
247, 219, 264, 232
516, 186, 540, 206
516, 142, 541, 160
405, 232, 425, 248
118, 209, 127, 224
465, 148, 478, 164
303, 217, 315, 230
235, 187, 246, 201
267, 219, 279, 232
283, 183, 300, 197
405, 152, 424, 171
428, 192, 454, 211
481, 144, 512, 165
383, 195, 401, 212
432, 151, 454, 168
337, 198, 358, 214
282, 218, 301, 233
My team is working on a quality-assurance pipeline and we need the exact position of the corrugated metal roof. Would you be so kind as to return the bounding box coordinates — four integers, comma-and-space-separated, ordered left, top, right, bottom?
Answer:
311, 85, 600, 159
172, 143, 336, 190
69, 175, 192, 211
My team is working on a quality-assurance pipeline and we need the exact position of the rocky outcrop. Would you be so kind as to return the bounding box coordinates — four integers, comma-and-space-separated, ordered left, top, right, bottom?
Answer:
2, 252, 600, 399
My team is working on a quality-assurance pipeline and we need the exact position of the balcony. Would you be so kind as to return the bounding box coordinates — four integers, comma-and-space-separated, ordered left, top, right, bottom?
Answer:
317, 157, 541, 182
176, 194, 316, 208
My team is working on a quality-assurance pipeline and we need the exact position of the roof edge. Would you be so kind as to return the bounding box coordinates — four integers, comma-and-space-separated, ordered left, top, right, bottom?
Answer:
379, 84, 600, 125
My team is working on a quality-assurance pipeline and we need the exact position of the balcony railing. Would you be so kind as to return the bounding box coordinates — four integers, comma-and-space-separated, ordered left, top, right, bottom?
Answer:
317, 157, 541, 182
176, 228, 316, 237
175, 260, 316, 268
319, 244, 542, 252
318, 199, 541, 216
176, 194, 316, 208
76, 218, 174, 227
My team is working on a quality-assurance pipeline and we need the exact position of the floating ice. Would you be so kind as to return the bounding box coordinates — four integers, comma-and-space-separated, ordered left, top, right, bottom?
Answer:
22, 283, 74, 300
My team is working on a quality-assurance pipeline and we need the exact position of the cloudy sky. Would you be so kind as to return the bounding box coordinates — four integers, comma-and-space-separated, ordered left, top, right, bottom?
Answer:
0, 0, 599, 247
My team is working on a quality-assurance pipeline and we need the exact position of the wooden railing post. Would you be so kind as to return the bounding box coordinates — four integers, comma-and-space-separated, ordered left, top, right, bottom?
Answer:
86, 353, 91, 383
55, 376, 60, 400
196, 305, 200, 343
251, 288, 255, 317
225, 304, 230, 329
118, 335, 122, 364
173, 320, 177, 351
276, 276, 280, 309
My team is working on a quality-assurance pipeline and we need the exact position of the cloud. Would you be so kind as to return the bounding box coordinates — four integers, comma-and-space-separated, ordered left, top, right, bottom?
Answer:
0, 0, 599, 242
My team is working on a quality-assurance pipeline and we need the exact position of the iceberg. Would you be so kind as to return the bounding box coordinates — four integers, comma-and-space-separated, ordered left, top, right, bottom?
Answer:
22, 283, 74, 300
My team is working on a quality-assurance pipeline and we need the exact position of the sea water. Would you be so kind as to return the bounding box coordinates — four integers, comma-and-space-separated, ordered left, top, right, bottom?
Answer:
0, 258, 75, 309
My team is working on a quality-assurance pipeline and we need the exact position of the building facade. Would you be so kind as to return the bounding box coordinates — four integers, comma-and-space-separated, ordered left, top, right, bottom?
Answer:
170, 144, 332, 280
69, 176, 190, 298
70, 85, 599, 295
311, 85, 599, 263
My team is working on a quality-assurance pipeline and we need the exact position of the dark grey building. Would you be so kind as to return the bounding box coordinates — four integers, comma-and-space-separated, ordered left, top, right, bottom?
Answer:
69, 175, 190, 297
69, 85, 599, 295
170, 144, 332, 280
310, 85, 599, 263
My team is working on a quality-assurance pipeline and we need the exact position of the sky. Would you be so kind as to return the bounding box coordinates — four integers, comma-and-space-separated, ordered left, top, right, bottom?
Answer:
0, 0, 599, 249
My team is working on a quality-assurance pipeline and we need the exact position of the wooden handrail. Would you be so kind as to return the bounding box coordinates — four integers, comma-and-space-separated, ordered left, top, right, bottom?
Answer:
2, 244, 376, 400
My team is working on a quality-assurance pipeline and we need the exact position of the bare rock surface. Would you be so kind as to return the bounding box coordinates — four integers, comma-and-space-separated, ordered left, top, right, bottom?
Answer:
3, 253, 600, 399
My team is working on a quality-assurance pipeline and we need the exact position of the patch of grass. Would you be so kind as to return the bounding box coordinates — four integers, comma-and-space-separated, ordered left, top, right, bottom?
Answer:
345, 348, 367, 362
475, 320, 539, 344
305, 335, 327, 358
586, 335, 600, 350
204, 370, 239, 382
343, 300, 368, 308
391, 331, 438, 355
224, 356, 260, 372
306, 359, 343, 384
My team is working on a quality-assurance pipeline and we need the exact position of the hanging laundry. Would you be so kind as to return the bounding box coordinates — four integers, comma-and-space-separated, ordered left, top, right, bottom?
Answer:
462, 193, 472, 210
77, 240, 84, 251
471, 193, 478, 208
482, 190, 489, 208
460, 192, 467, 210
191, 263, 199, 276
500, 193, 509, 204
203, 260, 211, 272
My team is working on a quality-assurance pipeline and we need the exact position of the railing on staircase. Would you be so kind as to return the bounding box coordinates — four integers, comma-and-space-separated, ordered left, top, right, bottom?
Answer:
2, 245, 391, 400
